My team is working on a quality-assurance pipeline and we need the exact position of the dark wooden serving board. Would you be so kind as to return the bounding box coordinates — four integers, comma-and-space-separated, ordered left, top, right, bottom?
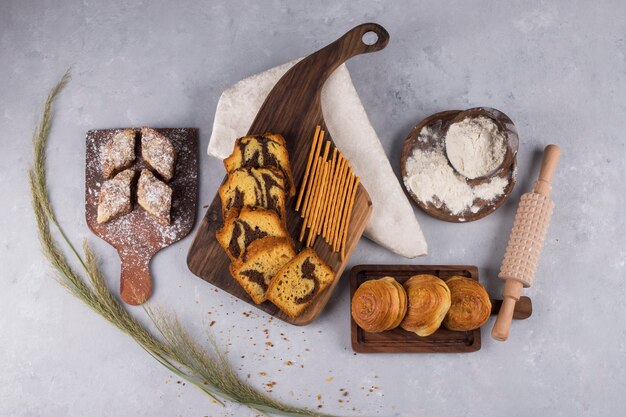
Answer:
86, 128, 198, 305
350, 265, 532, 353
187, 23, 389, 325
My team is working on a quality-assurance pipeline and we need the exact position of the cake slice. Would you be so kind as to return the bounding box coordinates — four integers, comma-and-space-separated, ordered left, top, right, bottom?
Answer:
216, 207, 290, 261
141, 127, 177, 181
219, 167, 287, 220
224, 133, 295, 197
229, 237, 296, 304
266, 248, 335, 319
102, 129, 136, 179
137, 169, 172, 225
97, 169, 136, 223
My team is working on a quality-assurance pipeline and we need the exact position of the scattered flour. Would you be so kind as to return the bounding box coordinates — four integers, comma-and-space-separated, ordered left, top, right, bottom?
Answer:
404, 126, 509, 216
445, 116, 506, 179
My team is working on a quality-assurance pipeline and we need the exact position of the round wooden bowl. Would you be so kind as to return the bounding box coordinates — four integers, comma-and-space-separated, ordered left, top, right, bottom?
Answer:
445, 107, 519, 182
400, 108, 518, 223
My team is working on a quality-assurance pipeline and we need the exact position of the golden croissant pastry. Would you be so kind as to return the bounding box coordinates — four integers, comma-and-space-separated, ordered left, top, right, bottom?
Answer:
443, 276, 492, 331
351, 277, 407, 333
400, 274, 451, 337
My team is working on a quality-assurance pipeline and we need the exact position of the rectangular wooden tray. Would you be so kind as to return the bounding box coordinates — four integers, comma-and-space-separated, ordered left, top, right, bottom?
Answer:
350, 265, 532, 353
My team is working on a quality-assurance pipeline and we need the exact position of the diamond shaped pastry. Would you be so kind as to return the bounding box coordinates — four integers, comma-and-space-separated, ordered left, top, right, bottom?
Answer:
137, 169, 172, 225
140, 127, 176, 182
97, 169, 136, 223
102, 129, 136, 179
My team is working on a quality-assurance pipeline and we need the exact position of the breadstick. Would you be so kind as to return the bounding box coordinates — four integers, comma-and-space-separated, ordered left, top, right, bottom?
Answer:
302, 140, 330, 222
299, 155, 324, 241
334, 173, 355, 251
326, 157, 347, 245
300, 130, 325, 218
318, 149, 337, 239
340, 176, 360, 260
329, 162, 350, 250
323, 153, 344, 239
307, 161, 329, 246
333, 166, 353, 251
295, 125, 321, 211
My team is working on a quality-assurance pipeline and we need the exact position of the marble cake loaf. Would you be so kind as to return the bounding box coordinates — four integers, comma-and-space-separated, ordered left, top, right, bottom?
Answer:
266, 248, 335, 319
216, 207, 290, 261
219, 166, 288, 221
223, 133, 295, 197
229, 236, 296, 304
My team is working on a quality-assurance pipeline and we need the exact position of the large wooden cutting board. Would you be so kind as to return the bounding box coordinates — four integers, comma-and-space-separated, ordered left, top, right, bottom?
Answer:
187, 23, 389, 325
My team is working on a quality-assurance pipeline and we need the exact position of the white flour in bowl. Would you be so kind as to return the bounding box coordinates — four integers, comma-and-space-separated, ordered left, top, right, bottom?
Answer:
404, 126, 509, 218
445, 116, 506, 179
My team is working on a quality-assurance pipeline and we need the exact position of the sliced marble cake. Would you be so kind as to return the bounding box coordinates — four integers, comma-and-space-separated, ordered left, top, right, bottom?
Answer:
229, 236, 296, 304
216, 207, 291, 261
266, 248, 335, 319
219, 166, 287, 220
224, 133, 295, 197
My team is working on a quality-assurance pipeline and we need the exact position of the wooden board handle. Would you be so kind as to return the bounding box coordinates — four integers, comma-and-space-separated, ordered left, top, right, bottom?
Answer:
119, 251, 153, 305
333, 23, 390, 59
534, 144, 560, 196
490, 296, 532, 320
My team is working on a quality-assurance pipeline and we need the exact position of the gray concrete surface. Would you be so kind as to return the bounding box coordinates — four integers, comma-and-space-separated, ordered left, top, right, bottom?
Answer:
1, 1, 625, 416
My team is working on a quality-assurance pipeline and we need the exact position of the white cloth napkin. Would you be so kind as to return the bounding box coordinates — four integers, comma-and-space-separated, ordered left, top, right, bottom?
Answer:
208, 59, 427, 258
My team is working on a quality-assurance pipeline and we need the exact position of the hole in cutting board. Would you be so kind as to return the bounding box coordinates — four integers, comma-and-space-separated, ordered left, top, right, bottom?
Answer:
362, 31, 379, 45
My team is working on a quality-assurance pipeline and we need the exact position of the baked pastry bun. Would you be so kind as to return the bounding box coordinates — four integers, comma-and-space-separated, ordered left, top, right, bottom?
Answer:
443, 276, 491, 331
351, 277, 407, 333
400, 274, 451, 337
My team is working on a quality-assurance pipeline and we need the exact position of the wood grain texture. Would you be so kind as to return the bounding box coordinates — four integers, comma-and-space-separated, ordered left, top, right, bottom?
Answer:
350, 265, 532, 353
187, 23, 389, 325
85, 128, 198, 305
400, 107, 519, 222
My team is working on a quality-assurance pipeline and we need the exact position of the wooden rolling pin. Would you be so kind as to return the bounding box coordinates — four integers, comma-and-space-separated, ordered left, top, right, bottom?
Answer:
492, 145, 560, 341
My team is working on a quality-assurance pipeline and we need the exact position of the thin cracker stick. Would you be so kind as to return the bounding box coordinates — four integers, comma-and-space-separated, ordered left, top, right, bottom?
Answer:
327, 160, 348, 249
323, 152, 344, 239
314, 156, 333, 238
318, 148, 337, 239
326, 156, 347, 245
307, 161, 330, 246
295, 125, 321, 211
302, 139, 330, 222
307, 161, 329, 246
300, 129, 325, 218
299, 155, 324, 241
331, 166, 354, 252
334, 172, 355, 251
340, 176, 360, 260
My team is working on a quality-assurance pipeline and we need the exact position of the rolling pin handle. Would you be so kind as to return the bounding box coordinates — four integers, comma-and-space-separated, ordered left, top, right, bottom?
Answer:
491, 279, 524, 341
534, 144, 560, 196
